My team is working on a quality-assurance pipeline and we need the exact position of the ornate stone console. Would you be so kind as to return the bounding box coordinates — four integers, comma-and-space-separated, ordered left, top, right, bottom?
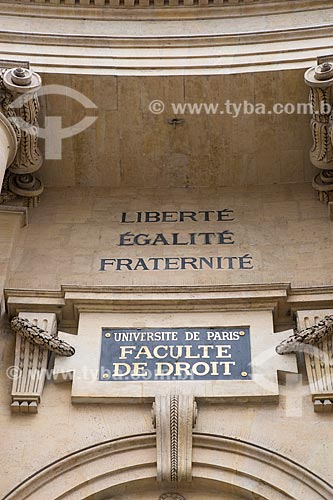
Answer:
10, 312, 75, 413
277, 309, 333, 412
0, 63, 43, 208
305, 57, 333, 219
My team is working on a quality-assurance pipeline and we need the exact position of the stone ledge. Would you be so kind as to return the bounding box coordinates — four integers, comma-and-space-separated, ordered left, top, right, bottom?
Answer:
4, 283, 333, 328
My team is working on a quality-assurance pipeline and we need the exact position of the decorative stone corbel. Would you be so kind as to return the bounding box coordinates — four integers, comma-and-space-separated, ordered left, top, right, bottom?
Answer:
276, 310, 333, 412
10, 312, 75, 414
152, 395, 198, 482
0, 64, 43, 207
304, 57, 333, 219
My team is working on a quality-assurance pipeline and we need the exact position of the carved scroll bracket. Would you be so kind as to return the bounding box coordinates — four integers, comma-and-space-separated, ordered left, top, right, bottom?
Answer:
0, 65, 43, 207
305, 57, 333, 218
276, 309, 333, 413
152, 395, 198, 483
10, 312, 75, 414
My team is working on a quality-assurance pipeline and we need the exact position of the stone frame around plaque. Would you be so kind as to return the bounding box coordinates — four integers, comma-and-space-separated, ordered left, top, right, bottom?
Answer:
53, 309, 297, 403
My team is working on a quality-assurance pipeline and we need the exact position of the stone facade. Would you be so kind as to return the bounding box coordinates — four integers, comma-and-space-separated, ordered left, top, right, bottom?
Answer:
0, 2, 333, 499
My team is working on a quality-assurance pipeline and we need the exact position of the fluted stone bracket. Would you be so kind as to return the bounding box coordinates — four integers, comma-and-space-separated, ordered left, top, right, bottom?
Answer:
0, 63, 43, 208
11, 312, 56, 414
152, 395, 198, 483
305, 56, 333, 219
276, 309, 333, 413
10, 312, 75, 414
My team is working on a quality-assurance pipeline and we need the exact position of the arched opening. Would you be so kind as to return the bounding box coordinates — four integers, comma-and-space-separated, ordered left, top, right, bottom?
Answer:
3, 433, 332, 500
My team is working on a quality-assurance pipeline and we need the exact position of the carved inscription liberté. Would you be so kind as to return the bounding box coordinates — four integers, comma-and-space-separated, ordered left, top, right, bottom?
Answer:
99, 209, 254, 272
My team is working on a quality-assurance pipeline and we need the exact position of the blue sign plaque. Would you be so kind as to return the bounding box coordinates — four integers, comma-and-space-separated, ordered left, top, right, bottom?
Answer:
99, 327, 251, 382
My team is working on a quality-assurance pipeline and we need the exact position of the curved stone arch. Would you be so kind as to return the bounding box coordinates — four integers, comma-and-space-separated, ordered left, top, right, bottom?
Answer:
193, 434, 333, 500
3, 433, 332, 500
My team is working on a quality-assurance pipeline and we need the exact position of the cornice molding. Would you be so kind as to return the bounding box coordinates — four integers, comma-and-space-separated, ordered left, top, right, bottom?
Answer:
4, 283, 333, 328
0, 7, 332, 74
0, 0, 330, 19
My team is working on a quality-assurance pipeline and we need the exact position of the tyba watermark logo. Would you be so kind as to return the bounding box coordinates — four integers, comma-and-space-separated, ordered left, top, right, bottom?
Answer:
10, 84, 98, 160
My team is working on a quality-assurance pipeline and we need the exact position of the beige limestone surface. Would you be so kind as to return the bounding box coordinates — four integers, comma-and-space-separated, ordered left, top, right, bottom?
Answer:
5, 183, 332, 290
37, 70, 315, 188
0, 212, 24, 298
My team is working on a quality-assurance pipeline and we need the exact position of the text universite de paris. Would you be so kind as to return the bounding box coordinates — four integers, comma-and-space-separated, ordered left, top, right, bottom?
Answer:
99, 327, 252, 381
